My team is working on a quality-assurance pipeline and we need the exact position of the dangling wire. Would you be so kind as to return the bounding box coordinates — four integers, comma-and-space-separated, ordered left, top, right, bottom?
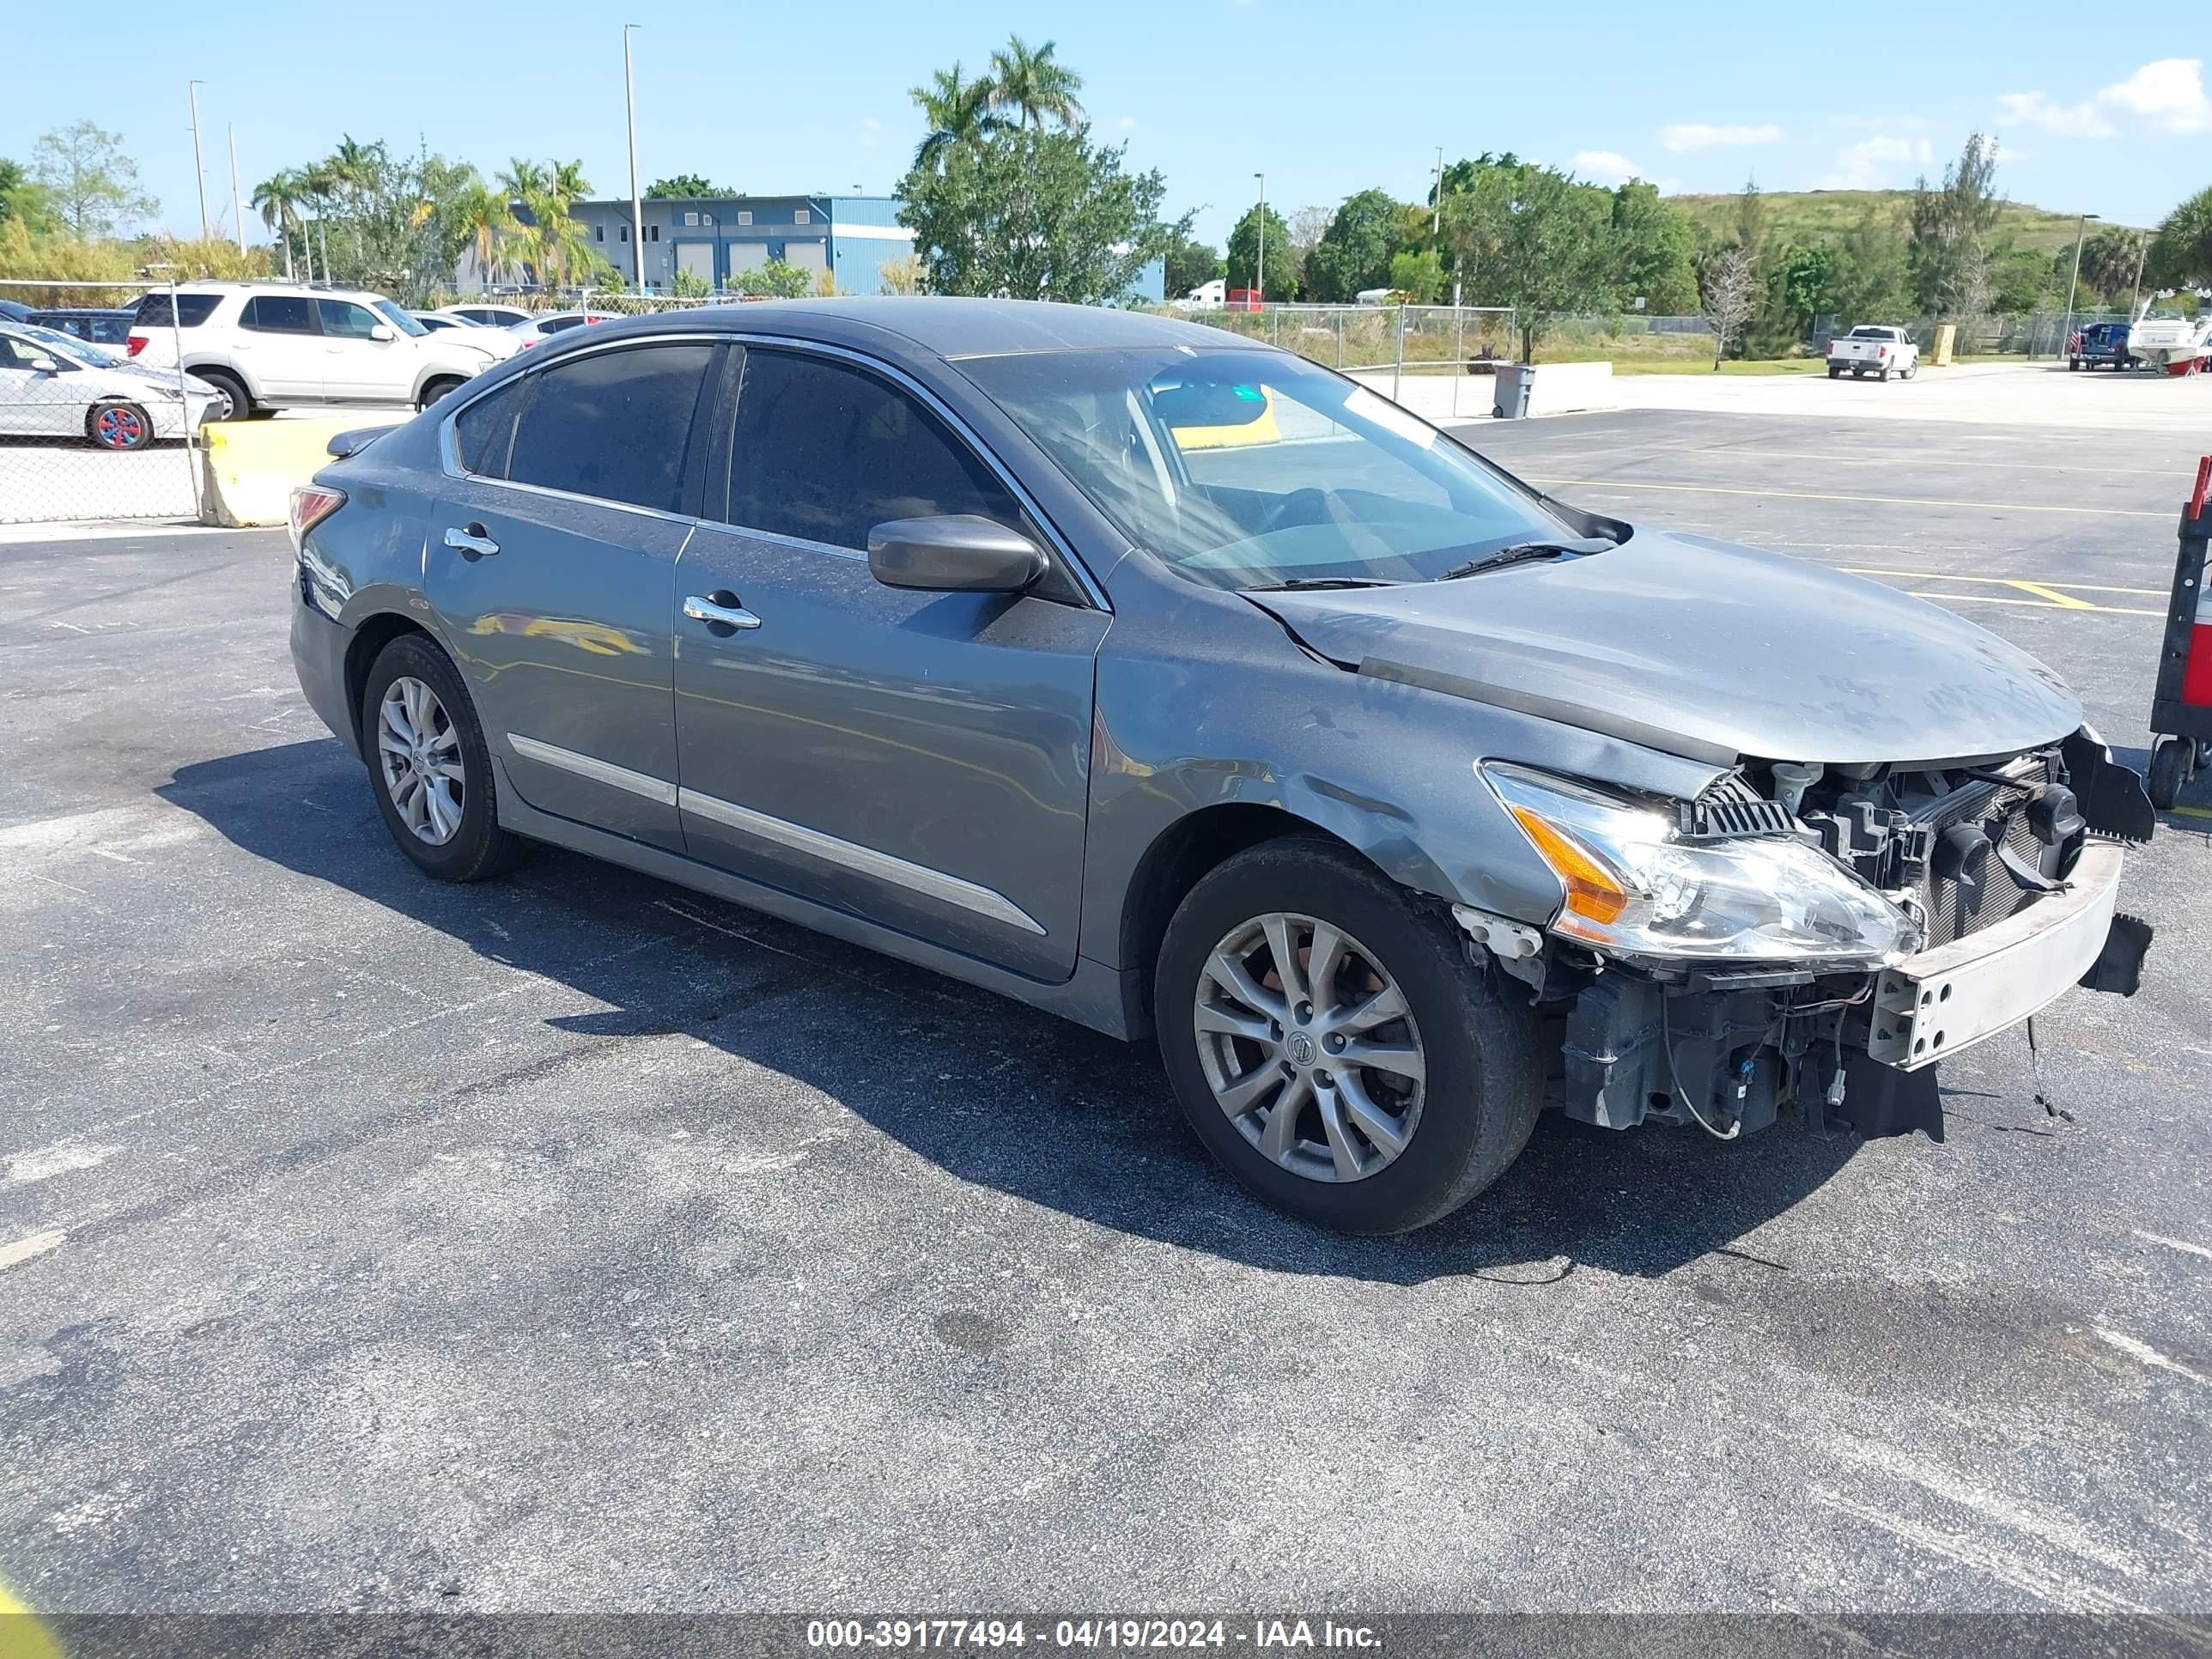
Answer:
1661, 993, 1740, 1141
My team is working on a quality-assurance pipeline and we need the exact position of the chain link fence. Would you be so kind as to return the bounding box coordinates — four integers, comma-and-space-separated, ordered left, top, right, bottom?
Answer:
1, 280, 210, 528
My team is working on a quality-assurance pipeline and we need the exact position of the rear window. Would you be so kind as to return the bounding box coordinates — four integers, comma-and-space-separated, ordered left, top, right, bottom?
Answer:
240, 295, 315, 334
133, 293, 222, 329
505, 343, 715, 513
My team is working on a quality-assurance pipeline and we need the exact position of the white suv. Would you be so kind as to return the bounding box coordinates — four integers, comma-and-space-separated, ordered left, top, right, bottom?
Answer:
126, 284, 503, 419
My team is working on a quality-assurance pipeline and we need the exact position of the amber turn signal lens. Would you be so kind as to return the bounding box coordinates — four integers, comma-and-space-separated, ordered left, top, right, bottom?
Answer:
1509, 805, 1631, 924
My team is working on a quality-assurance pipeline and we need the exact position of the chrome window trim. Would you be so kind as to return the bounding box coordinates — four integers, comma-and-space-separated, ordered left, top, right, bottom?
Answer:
677, 785, 1047, 937
506, 732, 678, 807
437, 331, 726, 526
714, 333, 1111, 612
686, 517, 866, 564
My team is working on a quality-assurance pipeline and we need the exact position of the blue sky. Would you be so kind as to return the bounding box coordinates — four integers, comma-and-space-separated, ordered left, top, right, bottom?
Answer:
5, 1, 2207, 248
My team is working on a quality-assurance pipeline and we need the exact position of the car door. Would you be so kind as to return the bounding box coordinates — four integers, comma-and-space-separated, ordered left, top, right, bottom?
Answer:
231, 295, 326, 400
672, 343, 1108, 981
425, 337, 720, 853
318, 297, 421, 402
0, 334, 83, 435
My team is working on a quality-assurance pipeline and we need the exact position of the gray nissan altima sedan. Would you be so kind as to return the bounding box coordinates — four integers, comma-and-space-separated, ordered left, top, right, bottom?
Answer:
288, 298, 2154, 1233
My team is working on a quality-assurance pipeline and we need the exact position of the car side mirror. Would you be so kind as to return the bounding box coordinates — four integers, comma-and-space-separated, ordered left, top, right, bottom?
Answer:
867, 515, 1046, 594
368, 324, 396, 342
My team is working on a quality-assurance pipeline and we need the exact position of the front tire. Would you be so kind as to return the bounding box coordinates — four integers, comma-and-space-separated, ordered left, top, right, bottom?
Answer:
87, 401, 153, 451
361, 634, 524, 882
1154, 839, 1544, 1234
417, 375, 467, 412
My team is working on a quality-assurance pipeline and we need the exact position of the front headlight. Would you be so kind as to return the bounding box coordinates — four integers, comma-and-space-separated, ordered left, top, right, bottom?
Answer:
1481, 763, 1922, 966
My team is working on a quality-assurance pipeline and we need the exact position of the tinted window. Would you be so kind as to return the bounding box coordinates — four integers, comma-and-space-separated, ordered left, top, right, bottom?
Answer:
505, 343, 714, 513
724, 350, 1029, 551
132, 293, 222, 329
542, 315, 587, 334
241, 295, 315, 333
454, 379, 529, 479
318, 301, 384, 339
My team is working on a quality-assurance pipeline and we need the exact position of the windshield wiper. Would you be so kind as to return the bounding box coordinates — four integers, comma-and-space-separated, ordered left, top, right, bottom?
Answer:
1433, 537, 1616, 581
1242, 576, 1401, 592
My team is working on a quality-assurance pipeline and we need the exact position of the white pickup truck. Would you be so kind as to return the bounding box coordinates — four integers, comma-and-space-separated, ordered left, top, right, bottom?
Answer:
1826, 325, 1918, 381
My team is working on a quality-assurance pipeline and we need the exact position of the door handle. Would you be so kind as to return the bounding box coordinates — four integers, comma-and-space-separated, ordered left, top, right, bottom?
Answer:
684, 592, 762, 632
443, 524, 499, 559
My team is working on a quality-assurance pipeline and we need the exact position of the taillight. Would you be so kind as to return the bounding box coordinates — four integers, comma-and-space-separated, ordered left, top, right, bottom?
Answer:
1877, 345, 1887, 357
127, 333, 149, 356
289, 485, 347, 554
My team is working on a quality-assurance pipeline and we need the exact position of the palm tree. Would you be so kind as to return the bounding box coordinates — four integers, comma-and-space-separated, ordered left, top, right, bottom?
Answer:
452, 180, 520, 289
549, 160, 592, 210
251, 169, 306, 281
300, 161, 339, 283
986, 35, 1084, 131
910, 63, 996, 172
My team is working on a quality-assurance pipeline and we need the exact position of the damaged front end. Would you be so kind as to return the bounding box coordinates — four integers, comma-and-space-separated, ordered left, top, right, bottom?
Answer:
1463, 732, 2155, 1143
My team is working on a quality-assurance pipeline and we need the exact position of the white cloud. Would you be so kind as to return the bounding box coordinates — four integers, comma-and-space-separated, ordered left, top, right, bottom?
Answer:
1996, 90, 2114, 137
2101, 57, 2212, 132
1658, 122, 1783, 153
1118, 114, 1137, 131
1571, 149, 1640, 184
1998, 57, 2212, 139
1822, 134, 1936, 189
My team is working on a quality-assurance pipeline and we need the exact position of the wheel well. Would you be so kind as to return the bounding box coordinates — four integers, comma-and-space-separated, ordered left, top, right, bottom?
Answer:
418, 374, 467, 405
1118, 804, 1364, 1032
343, 614, 434, 749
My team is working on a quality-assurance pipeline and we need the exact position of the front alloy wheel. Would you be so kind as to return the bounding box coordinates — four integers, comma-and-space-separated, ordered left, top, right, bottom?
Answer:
1194, 912, 1425, 1182
376, 675, 466, 845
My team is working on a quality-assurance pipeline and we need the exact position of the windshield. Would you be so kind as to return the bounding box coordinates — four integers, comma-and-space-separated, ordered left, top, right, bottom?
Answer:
7, 324, 112, 368
960, 348, 1577, 589
370, 299, 430, 337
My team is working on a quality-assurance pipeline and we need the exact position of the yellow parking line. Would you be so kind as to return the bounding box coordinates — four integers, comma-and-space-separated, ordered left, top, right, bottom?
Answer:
2004, 578, 2097, 610
2172, 805, 2212, 821
1899, 590, 2166, 617
1839, 567, 2166, 596
1526, 476, 2170, 519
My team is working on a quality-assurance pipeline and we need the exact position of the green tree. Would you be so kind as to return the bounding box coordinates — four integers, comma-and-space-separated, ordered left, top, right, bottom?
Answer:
1732, 176, 1770, 275
1303, 188, 1402, 302
1388, 248, 1444, 303
1908, 132, 2004, 317
646, 174, 722, 198
1825, 210, 1909, 325
2146, 185, 2212, 293
2075, 226, 2146, 305
1991, 242, 2059, 313
1608, 179, 1698, 313
450, 178, 520, 288
733, 258, 812, 298
1224, 204, 1290, 297
0, 158, 57, 230
251, 169, 309, 280
1442, 159, 1614, 361
1163, 232, 1220, 298
896, 119, 1184, 305
986, 34, 1085, 130
29, 121, 157, 239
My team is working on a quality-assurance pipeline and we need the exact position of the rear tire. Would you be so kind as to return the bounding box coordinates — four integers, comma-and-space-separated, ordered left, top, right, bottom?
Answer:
1827, 365, 1842, 379
1876, 366, 1890, 382
1154, 838, 1544, 1234
360, 634, 525, 883
192, 367, 251, 422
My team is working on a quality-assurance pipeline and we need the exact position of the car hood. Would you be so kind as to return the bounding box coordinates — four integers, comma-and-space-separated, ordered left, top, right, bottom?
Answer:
1246, 528, 2082, 767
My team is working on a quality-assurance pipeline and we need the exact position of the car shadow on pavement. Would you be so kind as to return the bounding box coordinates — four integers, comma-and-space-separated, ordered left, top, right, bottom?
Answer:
161, 739, 1864, 1288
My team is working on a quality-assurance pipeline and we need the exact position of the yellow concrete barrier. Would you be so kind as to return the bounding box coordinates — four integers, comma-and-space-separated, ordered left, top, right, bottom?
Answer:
197, 416, 397, 528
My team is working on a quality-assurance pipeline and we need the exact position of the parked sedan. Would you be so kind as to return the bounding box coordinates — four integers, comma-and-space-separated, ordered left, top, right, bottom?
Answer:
504, 310, 619, 348
436, 303, 535, 330
412, 311, 523, 359
0, 322, 222, 448
288, 301, 2154, 1233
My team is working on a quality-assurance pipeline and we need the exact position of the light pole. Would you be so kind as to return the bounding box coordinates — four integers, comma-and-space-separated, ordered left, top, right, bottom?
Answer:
2059, 210, 2098, 363
623, 24, 646, 295
1431, 146, 1443, 240
1252, 172, 1265, 304
187, 82, 210, 241
2127, 229, 2149, 319
228, 125, 246, 257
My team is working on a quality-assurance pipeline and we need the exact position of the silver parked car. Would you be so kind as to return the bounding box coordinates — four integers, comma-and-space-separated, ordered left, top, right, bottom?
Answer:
287, 301, 2155, 1233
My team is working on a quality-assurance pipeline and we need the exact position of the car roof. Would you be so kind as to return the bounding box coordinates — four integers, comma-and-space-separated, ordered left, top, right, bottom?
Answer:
599, 297, 1257, 359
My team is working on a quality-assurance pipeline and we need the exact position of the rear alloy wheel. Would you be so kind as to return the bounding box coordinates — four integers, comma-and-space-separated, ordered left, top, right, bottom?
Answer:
362, 635, 523, 882
1156, 839, 1543, 1233
88, 401, 153, 451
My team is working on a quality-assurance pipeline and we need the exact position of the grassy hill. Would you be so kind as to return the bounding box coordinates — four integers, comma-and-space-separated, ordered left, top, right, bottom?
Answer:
1662, 189, 2139, 251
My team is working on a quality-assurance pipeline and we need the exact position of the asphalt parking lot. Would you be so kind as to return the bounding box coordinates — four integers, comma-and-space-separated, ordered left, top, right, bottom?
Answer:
2, 408, 2208, 1631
